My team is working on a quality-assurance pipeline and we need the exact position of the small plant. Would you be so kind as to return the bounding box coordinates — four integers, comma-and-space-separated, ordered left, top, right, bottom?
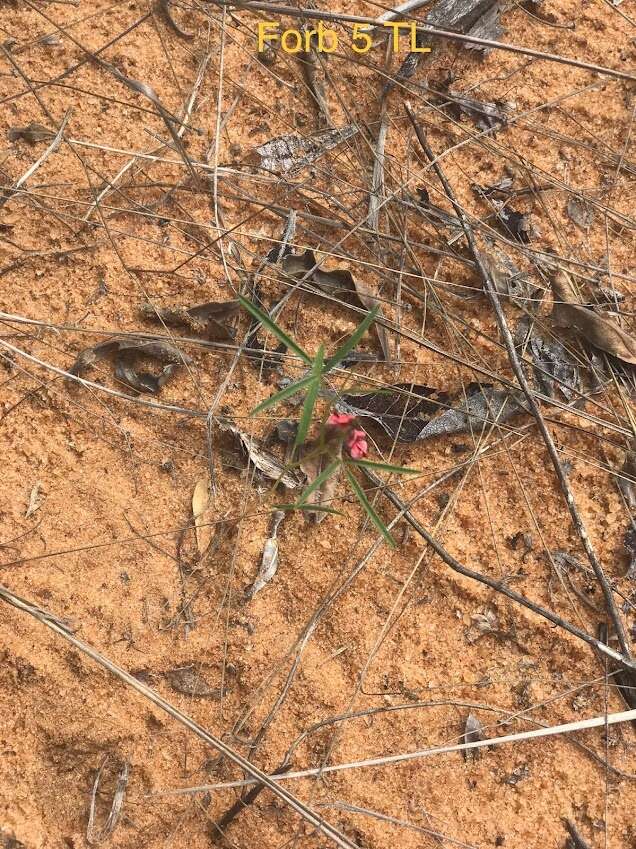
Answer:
240, 296, 418, 547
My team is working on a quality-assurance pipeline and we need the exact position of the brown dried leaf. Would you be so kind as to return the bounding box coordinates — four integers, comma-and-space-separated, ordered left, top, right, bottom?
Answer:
165, 665, 220, 697
341, 384, 440, 442
86, 756, 129, 846
463, 712, 484, 761
567, 196, 595, 230
192, 477, 214, 556
219, 420, 303, 489
139, 300, 239, 340
25, 482, 44, 518
299, 441, 343, 523
282, 249, 390, 361
7, 122, 53, 143
253, 125, 358, 174
246, 510, 285, 598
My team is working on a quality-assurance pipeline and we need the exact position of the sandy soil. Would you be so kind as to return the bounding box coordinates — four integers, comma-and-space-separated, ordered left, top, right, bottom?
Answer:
0, 1, 635, 848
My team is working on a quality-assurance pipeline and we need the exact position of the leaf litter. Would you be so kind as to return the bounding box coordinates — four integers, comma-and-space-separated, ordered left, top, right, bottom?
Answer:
69, 338, 192, 394
252, 125, 358, 174
139, 300, 239, 340
246, 510, 285, 598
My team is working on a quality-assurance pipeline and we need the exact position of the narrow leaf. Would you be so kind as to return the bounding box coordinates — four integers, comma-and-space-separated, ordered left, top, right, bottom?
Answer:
250, 374, 316, 416
297, 458, 342, 506
274, 502, 343, 515
324, 306, 380, 372
344, 466, 396, 548
295, 345, 325, 447
239, 296, 312, 365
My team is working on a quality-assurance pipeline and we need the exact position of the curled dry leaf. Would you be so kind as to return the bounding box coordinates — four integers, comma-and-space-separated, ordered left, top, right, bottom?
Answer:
219, 420, 303, 489
299, 442, 343, 523
341, 384, 441, 442
551, 272, 636, 365
192, 477, 214, 556
86, 756, 129, 846
156, 0, 194, 40
618, 439, 636, 510
515, 316, 581, 402
69, 337, 192, 394
567, 196, 595, 230
464, 1, 505, 50
25, 481, 44, 518
416, 384, 523, 440
282, 249, 390, 361
246, 510, 285, 599
139, 300, 239, 340
427, 0, 500, 34
448, 91, 507, 132
624, 527, 636, 581
493, 201, 531, 243
8, 122, 53, 143
165, 665, 221, 697
463, 712, 485, 761
253, 125, 358, 174
480, 245, 531, 307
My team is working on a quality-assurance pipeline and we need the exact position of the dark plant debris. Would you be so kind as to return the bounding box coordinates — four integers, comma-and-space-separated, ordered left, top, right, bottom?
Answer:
139, 300, 239, 339
341, 384, 442, 442
252, 125, 358, 174
165, 665, 221, 698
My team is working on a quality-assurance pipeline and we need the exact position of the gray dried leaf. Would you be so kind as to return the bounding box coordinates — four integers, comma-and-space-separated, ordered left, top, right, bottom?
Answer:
515, 316, 580, 401
282, 249, 390, 361
69, 337, 191, 393
480, 245, 531, 307
139, 300, 239, 339
40, 33, 62, 46
86, 756, 129, 846
464, 2, 505, 50
157, 0, 194, 39
416, 384, 523, 440
618, 440, 636, 510
246, 510, 285, 598
449, 91, 507, 132
219, 420, 303, 489
493, 201, 531, 242
8, 122, 53, 143
551, 273, 636, 365
165, 665, 220, 697
427, 0, 498, 32
463, 712, 484, 761
504, 763, 530, 786
299, 441, 343, 523
567, 197, 595, 231
341, 384, 440, 442
254, 125, 358, 174
624, 527, 636, 581
25, 481, 44, 518
0, 830, 24, 849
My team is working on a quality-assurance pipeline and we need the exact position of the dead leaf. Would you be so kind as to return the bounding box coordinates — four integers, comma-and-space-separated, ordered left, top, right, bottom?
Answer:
341, 384, 441, 442
449, 91, 507, 132
567, 197, 595, 231
25, 482, 44, 518
551, 272, 636, 365
480, 245, 531, 306
493, 201, 531, 242
219, 420, 303, 489
246, 510, 285, 598
139, 300, 239, 340
624, 527, 636, 580
299, 442, 343, 523
416, 384, 523, 440
282, 249, 391, 361
618, 439, 636, 510
253, 125, 358, 174
192, 478, 213, 556
165, 665, 220, 697
464, 1, 505, 50
515, 316, 581, 401
156, 0, 194, 39
8, 122, 53, 143
462, 712, 484, 761
69, 337, 192, 393
87, 756, 129, 846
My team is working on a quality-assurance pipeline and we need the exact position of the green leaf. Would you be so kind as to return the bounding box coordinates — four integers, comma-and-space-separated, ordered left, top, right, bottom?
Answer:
344, 465, 396, 548
294, 344, 324, 448
296, 458, 341, 506
250, 373, 316, 416
239, 295, 312, 366
274, 502, 343, 516
348, 458, 420, 475
324, 305, 380, 372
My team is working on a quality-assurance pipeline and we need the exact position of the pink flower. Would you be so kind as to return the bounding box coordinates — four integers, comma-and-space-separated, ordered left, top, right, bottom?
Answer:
327, 411, 368, 458
347, 428, 368, 459
327, 412, 355, 427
